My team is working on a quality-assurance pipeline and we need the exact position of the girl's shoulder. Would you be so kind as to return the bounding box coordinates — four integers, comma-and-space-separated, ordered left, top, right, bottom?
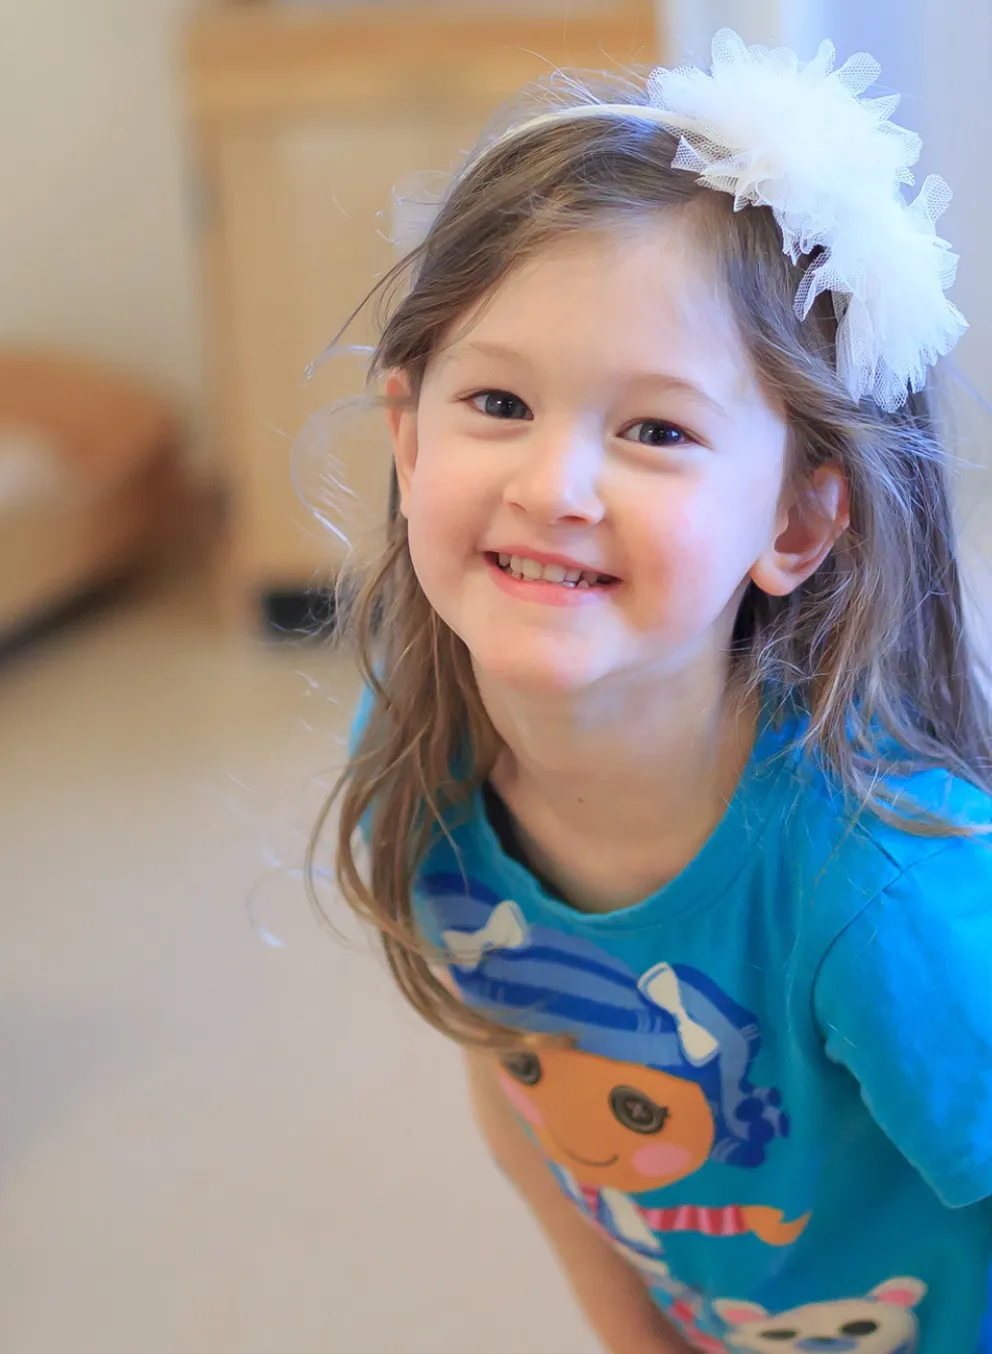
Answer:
774, 711, 992, 911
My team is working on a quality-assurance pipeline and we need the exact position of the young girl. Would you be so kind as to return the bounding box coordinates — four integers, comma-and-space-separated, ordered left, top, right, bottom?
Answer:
321, 30, 992, 1354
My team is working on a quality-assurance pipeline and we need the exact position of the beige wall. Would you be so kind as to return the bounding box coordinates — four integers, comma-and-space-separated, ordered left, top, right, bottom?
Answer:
0, 0, 204, 459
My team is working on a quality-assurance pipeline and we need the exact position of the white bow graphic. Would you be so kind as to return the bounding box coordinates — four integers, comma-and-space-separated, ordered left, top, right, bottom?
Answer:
442, 899, 528, 969
638, 963, 720, 1067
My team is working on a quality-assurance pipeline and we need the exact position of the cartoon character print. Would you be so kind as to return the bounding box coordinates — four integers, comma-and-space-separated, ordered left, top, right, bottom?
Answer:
714, 1278, 928, 1354
422, 873, 809, 1292
667, 1290, 733, 1353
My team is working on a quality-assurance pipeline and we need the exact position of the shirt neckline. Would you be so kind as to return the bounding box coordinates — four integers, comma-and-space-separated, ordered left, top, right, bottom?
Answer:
467, 699, 805, 932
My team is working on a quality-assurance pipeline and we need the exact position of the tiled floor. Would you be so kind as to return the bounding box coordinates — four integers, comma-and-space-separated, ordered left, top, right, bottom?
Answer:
0, 569, 599, 1354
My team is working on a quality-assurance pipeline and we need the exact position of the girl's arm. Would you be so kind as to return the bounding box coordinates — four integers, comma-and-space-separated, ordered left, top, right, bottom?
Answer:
464, 1050, 693, 1354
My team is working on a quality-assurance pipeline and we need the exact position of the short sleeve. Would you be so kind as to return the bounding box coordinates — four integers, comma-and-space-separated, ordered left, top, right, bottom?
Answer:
348, 682, 377, 757
346, 684, 450, 954
813, 837, 992, 1208
347, 684, 379, 844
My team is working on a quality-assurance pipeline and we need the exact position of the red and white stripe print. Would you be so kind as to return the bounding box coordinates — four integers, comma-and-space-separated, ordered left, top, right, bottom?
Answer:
640, 1203, 747, 1237
578, 1186, 746, 1238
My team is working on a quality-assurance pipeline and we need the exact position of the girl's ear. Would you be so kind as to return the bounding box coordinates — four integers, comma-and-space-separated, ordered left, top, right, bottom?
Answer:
750, 465, 850, 598
384, 369, 418, 518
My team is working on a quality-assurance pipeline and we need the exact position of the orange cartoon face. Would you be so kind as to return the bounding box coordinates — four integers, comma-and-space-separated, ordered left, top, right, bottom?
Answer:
498, 1044, 716, 1192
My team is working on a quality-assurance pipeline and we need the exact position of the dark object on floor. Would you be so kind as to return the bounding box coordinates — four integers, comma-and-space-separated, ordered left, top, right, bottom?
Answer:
260, 588, 337, 641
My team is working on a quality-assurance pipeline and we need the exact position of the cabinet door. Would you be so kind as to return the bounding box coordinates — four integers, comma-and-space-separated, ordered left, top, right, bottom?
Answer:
213, 115, 480, 601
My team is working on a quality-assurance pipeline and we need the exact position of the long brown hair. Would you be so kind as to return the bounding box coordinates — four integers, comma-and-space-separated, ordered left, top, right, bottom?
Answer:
309, 70, 992, 1049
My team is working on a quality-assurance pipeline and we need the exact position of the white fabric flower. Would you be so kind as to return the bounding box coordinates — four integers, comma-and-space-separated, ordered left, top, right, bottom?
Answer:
644, 29, 967, 411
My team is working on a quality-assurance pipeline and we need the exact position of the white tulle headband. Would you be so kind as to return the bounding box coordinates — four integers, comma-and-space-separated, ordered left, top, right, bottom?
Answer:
477, 29, 967, 413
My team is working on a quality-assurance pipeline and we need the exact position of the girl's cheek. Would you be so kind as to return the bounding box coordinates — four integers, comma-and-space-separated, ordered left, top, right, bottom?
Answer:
630, 1141, 692, 1178
498, 1073, 544, 1126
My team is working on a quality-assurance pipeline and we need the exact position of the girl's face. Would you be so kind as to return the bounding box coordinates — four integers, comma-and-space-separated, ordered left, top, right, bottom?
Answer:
389, 219, 797, 695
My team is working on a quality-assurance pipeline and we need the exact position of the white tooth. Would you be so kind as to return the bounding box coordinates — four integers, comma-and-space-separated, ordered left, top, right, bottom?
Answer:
520, 558, 544, 580
542, 562, 566, 583
580, 571, 600, 586
510, 555, 524, 576
498, 553, 510, 567
576, 578, 590, 589
564, 568, 581, 583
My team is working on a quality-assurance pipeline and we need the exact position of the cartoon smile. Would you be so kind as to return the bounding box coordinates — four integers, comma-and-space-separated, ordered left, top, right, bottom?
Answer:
550, 1134, 619, 1169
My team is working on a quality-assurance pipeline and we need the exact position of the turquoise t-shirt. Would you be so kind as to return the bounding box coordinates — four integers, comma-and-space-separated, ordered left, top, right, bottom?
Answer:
353, 691, 992, 1354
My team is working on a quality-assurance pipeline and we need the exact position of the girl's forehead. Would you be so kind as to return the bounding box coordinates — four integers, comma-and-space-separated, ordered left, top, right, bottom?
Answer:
438, 219, 759, 409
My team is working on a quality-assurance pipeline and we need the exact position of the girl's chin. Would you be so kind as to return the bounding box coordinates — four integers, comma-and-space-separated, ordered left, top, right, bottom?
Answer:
469, 646, 616, 697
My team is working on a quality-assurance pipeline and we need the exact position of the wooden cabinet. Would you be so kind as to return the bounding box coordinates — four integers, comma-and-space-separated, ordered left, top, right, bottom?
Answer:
184, 3, 661, 632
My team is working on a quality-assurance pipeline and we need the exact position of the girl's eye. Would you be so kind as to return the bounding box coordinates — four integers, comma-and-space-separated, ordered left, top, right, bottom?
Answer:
620, 420, 691, 448
470, 390, 532, 421
609, 1085, 669, 1134
759, 1331, 798, 1342
502, 1052, 542, 1086
839, 1322, 878, 1337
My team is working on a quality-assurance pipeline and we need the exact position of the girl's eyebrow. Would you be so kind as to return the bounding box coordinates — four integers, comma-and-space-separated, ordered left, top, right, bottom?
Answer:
435, 339, 523, 369
440, 338, 730, 418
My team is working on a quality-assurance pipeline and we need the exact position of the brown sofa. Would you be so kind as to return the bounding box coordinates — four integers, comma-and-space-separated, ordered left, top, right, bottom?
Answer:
0, 350, 187, 637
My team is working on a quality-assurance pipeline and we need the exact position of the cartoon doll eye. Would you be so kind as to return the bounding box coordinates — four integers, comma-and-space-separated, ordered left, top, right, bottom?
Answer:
839, 1322, 879, 1336
501, 1052, 542, 1086
759, 1331, 798, 1342
608, 1086, 669, 1134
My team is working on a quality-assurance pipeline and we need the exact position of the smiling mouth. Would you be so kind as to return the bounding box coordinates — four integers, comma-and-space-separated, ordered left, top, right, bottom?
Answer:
487, 552, 618, 589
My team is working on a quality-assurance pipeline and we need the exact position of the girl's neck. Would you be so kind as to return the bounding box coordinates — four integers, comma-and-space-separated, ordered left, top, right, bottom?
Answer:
477, 660, 758, 913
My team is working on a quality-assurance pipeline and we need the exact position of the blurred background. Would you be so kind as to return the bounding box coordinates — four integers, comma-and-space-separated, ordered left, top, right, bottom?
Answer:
0, 3, 988, 1352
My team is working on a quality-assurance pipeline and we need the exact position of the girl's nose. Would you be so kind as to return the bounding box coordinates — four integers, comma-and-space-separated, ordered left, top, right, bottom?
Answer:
504, 424, 606, 526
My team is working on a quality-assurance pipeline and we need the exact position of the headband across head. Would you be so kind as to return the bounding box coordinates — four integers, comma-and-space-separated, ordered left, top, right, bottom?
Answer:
475, 29, 967, 413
